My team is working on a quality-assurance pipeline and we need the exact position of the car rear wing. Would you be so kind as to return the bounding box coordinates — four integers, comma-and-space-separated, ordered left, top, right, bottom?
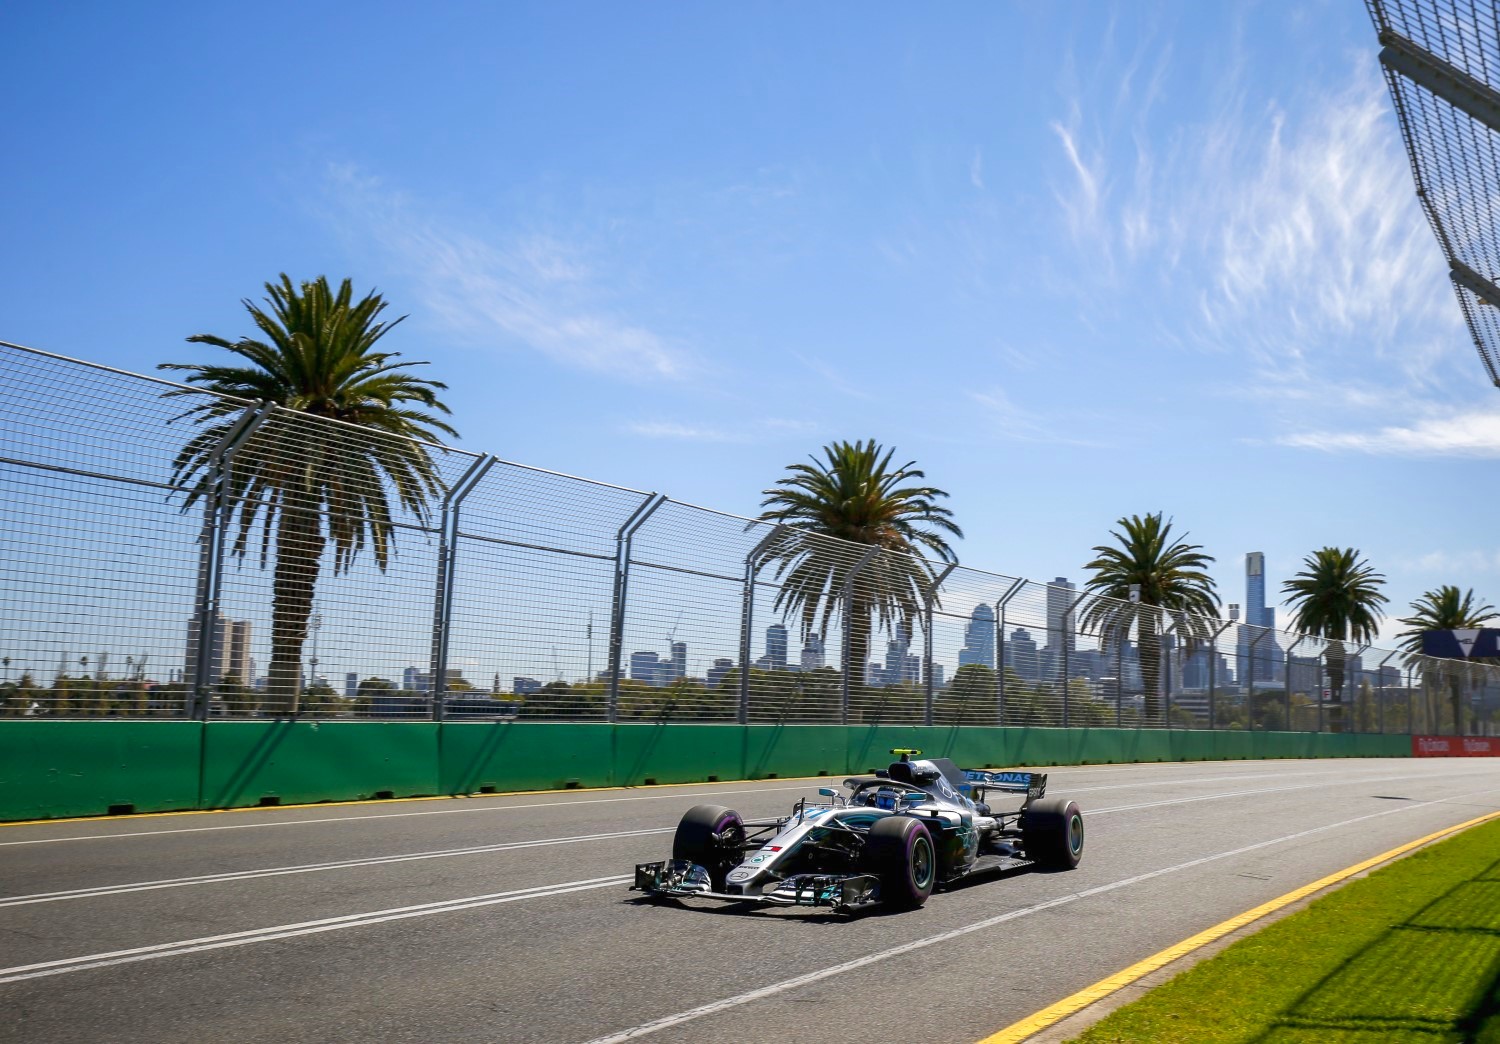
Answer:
963, 770, 1047, 800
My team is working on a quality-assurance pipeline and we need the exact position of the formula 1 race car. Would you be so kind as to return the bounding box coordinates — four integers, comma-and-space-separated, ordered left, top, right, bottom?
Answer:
632, 749, 1083, 913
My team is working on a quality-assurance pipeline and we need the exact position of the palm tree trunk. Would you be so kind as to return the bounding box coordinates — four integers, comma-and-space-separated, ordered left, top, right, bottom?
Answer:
266, 507, 325, 714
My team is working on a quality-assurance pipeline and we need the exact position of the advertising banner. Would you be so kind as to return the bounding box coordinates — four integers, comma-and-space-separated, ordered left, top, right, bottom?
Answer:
1411, 735, 1500, 757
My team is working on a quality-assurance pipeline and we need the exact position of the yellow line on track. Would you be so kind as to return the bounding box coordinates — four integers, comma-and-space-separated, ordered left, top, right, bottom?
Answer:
976, 807, 1500, 1044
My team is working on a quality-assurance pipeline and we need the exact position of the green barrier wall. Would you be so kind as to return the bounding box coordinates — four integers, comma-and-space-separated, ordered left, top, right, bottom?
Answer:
200, 720, 439, 808
0, 720, 1416, 822
440, 723, 613, 794
0, 720, 202, 820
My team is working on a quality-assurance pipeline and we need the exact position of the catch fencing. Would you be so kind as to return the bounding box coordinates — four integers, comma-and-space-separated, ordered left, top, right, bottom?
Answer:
2, 340, 1498, 734
1367, 0, 1500, 386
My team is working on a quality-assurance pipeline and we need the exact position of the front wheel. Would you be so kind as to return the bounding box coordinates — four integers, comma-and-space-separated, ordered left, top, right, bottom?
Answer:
672, 804, 745, 890
1021, 797, 1084, 869
863, 816, 936, 909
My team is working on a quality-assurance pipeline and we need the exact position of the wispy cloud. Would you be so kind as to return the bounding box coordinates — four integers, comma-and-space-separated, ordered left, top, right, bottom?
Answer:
969, 148, 985, 191
626, 416, 819, 444
626, 421, 743, 443
1278, 408, 1500, 458
792, 352, 876, 400
321, 164, 693, 382
1048, 42, 1485, 456
969, 386, 1109, 448
1393, 549, 1500, 578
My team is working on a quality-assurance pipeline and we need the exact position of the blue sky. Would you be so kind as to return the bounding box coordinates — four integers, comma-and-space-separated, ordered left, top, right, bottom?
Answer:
3, 0, 1495, 643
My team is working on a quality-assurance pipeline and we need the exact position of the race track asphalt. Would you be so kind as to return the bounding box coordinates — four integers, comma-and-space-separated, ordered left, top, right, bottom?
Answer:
3, 756, 1499, 1044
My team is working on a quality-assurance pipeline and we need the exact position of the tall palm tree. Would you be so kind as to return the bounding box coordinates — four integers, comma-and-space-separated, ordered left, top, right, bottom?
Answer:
1078, 513, 1221, 723
1397, 585, 1498, 735
757, 440, 961, 701
162, 275, 457, 712
1281, 547, 1387, 733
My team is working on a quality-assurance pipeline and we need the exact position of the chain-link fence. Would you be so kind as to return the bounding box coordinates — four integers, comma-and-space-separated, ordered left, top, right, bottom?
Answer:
1367, 0, 1500, 386
3, 340, 1498, 733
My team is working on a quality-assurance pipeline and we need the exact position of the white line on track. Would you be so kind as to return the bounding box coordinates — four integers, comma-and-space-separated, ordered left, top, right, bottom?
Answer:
0, 875, 633, 985
581, 782, 1500, 1044
0, 827, 673, 908
0, 784, 820, 847
1084, 770, 1454, 816
0, 765, 1435, 847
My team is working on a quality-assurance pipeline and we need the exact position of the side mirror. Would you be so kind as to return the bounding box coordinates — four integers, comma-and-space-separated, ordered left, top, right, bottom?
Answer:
818, 788, 837, 797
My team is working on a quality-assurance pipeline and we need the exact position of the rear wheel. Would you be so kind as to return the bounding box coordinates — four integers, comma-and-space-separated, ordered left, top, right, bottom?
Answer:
672, 804, 745, 890
1021, 797, 1084, 869
863, 816, 936, 909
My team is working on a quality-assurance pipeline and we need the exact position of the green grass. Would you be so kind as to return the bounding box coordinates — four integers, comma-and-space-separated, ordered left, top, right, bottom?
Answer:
1069, 818, 1500, 1043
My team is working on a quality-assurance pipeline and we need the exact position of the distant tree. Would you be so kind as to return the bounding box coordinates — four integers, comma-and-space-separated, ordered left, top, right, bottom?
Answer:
162, 275, 457, 713
1397, 585, 1499, 734
1282, 548, 1387, 733
1079, 513, 1220, 724
757, 440, 961, 708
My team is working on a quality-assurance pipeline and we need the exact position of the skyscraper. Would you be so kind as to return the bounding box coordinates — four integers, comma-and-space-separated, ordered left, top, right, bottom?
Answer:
1046, 578, 1076, 657
958, 604, 996, 668
884, 621, 912, 685
671, 641, 687, 680
1243, 552, 1283, 684
1008, 627, 1040, 681
765, 624, 788, 670
800, 632, 825, 670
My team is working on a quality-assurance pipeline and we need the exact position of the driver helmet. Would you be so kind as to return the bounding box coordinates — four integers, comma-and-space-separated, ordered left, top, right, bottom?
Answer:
874, 787, 900, 811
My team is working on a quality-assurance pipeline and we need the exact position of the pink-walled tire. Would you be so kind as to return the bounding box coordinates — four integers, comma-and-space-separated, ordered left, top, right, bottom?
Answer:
864, 816, 936, 908
672, 804, 745, 890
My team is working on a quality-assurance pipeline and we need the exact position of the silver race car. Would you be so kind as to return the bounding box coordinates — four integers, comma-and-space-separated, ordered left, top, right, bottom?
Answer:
632, 748, 1083, 912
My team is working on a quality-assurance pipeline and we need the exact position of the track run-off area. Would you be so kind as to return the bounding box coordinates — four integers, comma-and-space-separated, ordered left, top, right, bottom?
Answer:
3, 758, 1499, 1043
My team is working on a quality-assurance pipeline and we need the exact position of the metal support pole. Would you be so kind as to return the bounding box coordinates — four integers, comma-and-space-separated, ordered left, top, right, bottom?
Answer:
1116, 629, 1125, 727
1241, 627, 1269, 730
428, 454, 496, 722
737, 525, 784, 726
994, 579, 1025, 726
1206, 621, 1232, 730
1159, 611, 1182, 729
190, 403, 270, 719
1375, 650, 1400, 735
1407, 663, 1417, 733
606, 493, 667, 723
1344, 642, 1370, 734
1281, 634, 1305, 733
923, 562, 958, 726
1060, 590, 1090, 729
838, 546, 881, 726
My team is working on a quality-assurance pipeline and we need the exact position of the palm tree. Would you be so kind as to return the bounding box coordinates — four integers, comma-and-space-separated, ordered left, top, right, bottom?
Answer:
1397, 586, 1498, 735
1281, 547, 1387, 733
162, 275, 457, 712
756, 440, 961, 706
1078, 513, 1221, 724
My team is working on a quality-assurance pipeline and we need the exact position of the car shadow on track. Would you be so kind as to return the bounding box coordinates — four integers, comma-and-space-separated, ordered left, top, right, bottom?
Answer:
619, 864, 1050, 922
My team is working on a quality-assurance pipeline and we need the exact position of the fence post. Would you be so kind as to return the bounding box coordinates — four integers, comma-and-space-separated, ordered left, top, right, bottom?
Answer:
188, 403, 270, 719
923, 562, 958, 726
1280, 633, 1304, 733
1060, 590, 1089, 729
427, 454, 495, 722
738, 525, 783, 726
1207, 620, 1231, 730
838, 546, 881, 726
1374, 648, 1398, 729
994, 579, 1025, 727
606, 493, 666, 723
